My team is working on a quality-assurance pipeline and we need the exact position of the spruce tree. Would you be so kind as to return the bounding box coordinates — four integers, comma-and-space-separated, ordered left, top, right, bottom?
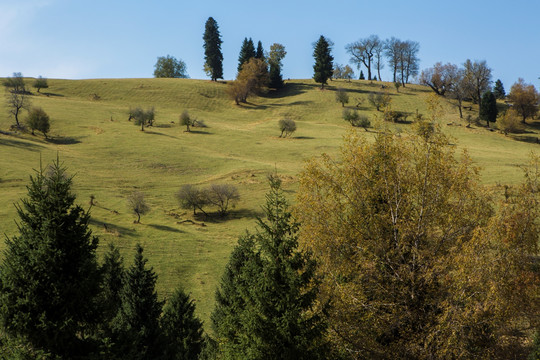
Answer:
238, 37, 256, 73
493, 79, 506, 99
269, 62, 284, 89
203, 17, 223, 81
212, 176, 328, 359
359, 70, 365, 80
0, 159, 100, 357
161, 288, 204, 360
99, 243, 125, 337
479, 90, 498, 127
313, 35, 333, 89
112, 244, 164, 360
255, 40, 264, 60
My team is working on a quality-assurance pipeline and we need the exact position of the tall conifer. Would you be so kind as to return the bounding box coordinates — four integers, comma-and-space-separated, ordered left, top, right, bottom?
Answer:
479, 90, 498, 127
313, 35, 334, 89
161, 288, 204, 360
0, 159, 100, 357
112, 244, 163, 359
212, 176, 328, 359
203, 17, 223, 81
238, 38, 256, 73
255, 40, 265, 60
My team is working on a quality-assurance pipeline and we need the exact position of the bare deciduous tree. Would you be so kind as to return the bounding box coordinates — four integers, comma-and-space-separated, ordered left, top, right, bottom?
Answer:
127, 192, 150, 223
463, 59, 492, 106
206, 184, 240, 217
346, 35, 381, 81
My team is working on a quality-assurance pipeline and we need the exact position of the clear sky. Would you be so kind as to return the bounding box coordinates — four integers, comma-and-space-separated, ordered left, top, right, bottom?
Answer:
1, 0, 539, 90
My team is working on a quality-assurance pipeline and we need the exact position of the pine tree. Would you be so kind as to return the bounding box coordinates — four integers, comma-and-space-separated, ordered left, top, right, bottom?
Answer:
238, 37, 256, 73
112, 244, 164, 359
0, 159, 101, 357
312, 35, 334, 89
99, 243, 125, 336
479, 90, 498, 127
493, 79, 506, 99
269, 62, 284, 89
161, 288, 204, 360
359, 70, 365, 80
203, 17, 223, 81
255, 40, 264, 60
212, 176, 328, 359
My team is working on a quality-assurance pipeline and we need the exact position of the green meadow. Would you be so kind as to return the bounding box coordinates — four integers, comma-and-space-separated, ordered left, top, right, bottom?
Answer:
1, 78, 538, 326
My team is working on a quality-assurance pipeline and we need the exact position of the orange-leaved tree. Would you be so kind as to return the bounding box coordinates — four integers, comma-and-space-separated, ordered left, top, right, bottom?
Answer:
296, 129, 539, 359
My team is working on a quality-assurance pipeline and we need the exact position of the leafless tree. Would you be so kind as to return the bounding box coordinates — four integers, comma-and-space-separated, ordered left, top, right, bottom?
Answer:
346, 35, 381, 81
206, 184, 240, 217
384, 37, 402, 83
3, 72, 30, 128
463, 59, 492, 106
447, 69, 469, 118
176, 184, 208, 216
127, 191, 150, 223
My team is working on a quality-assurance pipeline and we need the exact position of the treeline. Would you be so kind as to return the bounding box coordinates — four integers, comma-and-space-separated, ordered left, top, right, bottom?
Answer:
1, 127, 539, 359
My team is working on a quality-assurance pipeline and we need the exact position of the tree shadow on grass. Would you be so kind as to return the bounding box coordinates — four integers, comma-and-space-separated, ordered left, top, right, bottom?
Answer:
47, 136, 84, 145
89, 218, 139, 237
147, 224, 183, 233
509, 135, 540, 145
41, 92, 64, 97
144, 130, 178, 139
292, 136, 315, 140
185, 130, 212, 135
0, 137, 45, 152
194, 208, 263, 224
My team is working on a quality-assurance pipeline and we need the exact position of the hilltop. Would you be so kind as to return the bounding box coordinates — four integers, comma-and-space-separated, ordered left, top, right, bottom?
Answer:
1, 78, 538, 324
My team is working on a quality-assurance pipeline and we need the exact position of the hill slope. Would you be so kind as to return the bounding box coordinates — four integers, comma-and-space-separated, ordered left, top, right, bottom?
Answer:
1, 78, 538, 325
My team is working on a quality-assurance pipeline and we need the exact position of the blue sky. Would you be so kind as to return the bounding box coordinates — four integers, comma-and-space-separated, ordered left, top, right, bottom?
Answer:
1, 0, 538, 90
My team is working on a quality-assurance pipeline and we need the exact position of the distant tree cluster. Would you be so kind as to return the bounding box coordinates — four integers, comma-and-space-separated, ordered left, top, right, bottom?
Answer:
129, 106, 155, 131
345, 35, 419, 85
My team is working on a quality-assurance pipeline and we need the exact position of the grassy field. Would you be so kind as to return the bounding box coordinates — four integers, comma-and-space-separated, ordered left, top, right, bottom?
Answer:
1, 77, 538, 327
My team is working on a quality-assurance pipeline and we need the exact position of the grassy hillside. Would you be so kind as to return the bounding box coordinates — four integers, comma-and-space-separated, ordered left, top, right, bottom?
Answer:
1, 78, 538, 326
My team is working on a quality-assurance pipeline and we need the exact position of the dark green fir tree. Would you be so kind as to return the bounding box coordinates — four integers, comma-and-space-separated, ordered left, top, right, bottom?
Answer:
238, 37, 256, 72
255, 40, 265, 60
112, 244, 164, 360
161, 288, 204, 360
99, 243, 125, 338
203, 17, 223, 81
269, 62, 284, 89
312, 35, 334, 89
211, 176, 328, 360
479, 90, 498, 127
0, 159, 101, 358
493, 79, 506, 99
359, 70, 365, 80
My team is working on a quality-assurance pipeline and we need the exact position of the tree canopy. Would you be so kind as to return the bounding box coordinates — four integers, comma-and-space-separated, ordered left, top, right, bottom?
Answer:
297, 130, 539, 359
508, 78, 539, 123
154, 55, 188, 78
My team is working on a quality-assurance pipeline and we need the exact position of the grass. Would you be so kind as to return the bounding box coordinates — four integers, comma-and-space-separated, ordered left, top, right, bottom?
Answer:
0, 78, 538, 327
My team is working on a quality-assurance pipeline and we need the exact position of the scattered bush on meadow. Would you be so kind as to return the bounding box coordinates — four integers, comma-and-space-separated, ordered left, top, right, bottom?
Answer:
278, 119, 296, 137
26, 107, 50, 138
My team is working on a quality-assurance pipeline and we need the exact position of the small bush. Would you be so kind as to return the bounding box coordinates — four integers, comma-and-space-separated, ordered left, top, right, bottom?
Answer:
497, 109, 524, 135
206, 184, 240, 217
384, 110, 408, 123
180, 110, 193, 132
26, 107, 50, 137
278, 119, 296, 137
335, 88, 349, 107
127, 191, 150, 223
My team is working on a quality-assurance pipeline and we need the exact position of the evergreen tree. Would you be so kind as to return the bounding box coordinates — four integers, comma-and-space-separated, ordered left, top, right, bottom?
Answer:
479, 90, 498, 127
269, 62, 284, 89
238, 37, 256, 73
255, 40, 264, 60
268, 43, 287, 90
99, 243, 125, 337
212, 176, 328, 359
493, 79, 506, 99
161, 288, 204, 360
0, 159, 101, 357
359, 70, 365, 80
312, 35, 334, 89
112, 244, 164, 360
203, 17, 223, 81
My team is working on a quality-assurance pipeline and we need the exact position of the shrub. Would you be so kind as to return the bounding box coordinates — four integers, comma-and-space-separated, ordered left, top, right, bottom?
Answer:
127, 192, 150, 223
497, 109, 524, 135
206, 184, 240, 217
278, 119, 297, 137
26, 107, 50, 137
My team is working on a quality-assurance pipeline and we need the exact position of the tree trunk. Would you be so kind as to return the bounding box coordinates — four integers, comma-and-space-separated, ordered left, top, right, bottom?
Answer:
141, 122, 144, 131
136, 212, 141, 223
